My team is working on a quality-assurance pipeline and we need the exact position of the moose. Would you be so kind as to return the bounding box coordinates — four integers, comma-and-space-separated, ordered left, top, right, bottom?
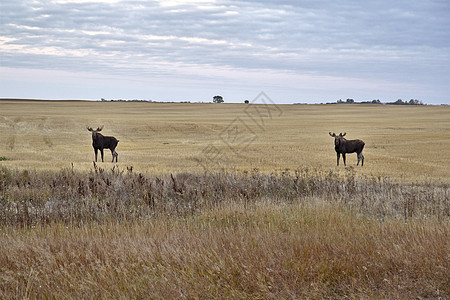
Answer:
87, 126, 119, 162
329, 132, 365, 166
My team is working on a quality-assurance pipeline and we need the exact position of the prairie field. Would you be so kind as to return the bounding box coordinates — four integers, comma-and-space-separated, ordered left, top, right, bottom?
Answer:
0, 99, 449, 299
0, 99, 449, 182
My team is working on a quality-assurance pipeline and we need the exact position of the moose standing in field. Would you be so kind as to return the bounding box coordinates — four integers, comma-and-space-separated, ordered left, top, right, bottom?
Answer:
329, 132, 365, 166
87, 126, 119, 162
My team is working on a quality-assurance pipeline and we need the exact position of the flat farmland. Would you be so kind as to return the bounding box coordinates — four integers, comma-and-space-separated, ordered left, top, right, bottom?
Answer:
0, 99, 449, 182
1, 100, 449, 299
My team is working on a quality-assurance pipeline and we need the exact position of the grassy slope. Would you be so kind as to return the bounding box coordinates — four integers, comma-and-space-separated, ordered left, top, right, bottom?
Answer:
0, 100, 449, 182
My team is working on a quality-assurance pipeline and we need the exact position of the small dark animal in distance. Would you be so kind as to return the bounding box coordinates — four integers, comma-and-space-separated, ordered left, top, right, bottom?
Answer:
87, 126, 119, 162
329, 132, 365, 166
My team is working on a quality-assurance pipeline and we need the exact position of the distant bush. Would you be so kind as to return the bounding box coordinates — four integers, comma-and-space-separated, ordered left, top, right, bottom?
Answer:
328, 98, 424, 105
0, 157, 8, 161
213, 95, 224, 103
388, 99, 424, 105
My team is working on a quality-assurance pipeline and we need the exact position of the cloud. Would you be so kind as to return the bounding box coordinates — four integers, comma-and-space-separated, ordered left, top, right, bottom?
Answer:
1, 0, 449, 103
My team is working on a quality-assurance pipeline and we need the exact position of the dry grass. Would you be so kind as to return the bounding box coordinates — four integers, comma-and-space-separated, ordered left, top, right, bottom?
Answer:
1, 203, 448, 299
1, 100, 449, 298
0, 167, 449, 298
1, 100, 449, 182
1, 166, 448, 226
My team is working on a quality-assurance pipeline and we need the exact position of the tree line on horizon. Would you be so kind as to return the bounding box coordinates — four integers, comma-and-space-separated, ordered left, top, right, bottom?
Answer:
325, 98, 424, 105
100, 97, 425, 105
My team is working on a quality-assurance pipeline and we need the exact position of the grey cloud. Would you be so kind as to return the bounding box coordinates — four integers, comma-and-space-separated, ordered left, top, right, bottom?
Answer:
1, 0, 449, 103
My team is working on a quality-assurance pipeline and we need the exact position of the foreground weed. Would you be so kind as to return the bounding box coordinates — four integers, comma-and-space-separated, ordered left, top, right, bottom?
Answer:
0, 166, 448, 227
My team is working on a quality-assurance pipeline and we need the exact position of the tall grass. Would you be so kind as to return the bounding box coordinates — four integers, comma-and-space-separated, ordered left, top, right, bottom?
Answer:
0, 165, 448, 227
0, 166, 448, 298
1, 204, 448, 299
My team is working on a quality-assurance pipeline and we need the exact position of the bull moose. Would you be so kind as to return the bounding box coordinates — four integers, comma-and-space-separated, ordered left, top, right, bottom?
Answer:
87, 126, 119, 162
329, 132, 365, 166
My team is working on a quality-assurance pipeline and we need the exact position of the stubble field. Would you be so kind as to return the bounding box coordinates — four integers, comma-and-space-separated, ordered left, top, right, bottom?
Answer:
1, 99, 449, 182
0, 99, 449, 299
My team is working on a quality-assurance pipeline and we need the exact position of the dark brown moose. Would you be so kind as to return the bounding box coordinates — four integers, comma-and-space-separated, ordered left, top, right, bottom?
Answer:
87, 126, 119, 162
329, 132, 365, 166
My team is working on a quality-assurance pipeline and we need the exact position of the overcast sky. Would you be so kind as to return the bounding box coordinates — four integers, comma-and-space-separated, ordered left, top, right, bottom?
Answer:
1, 0, 449, 104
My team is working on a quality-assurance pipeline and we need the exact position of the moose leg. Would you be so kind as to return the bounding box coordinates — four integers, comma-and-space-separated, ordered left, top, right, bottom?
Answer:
361, 153, 364, 166
94, 148, 98, 162
100, 149, 104, 162
111, 149, 118, 163
336, 152, 340, 166
357, 152, 361, 166
342, 153, 346, 166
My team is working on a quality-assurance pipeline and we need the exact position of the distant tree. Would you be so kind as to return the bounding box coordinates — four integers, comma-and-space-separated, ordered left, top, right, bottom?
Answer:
346, 98, 354, 104
372, 99, 381, 104
244, 99, 249, 104
409, 99, 423, 105
394, 99, 404, 105
337, 99, 344, 104
213, 95, 224, 103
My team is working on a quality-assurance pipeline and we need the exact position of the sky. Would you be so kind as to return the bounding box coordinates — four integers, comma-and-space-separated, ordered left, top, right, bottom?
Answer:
1, 0, 449, 104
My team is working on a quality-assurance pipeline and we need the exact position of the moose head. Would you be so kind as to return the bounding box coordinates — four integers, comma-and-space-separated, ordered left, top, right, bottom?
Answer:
330, 132, 346, 148
87, 126, 119, 162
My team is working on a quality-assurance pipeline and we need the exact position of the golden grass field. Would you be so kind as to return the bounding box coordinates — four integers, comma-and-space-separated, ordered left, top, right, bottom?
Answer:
1, 99, 449, 182
0, 99, 449, 299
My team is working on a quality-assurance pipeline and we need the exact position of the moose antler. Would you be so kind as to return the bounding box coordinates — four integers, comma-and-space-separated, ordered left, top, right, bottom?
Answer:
96, 125, 104, 132
87, 126, 93, 132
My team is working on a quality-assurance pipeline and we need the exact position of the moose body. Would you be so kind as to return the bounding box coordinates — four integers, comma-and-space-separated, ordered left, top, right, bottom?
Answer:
329, 132, 365, 166
87, 126, 119, 162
